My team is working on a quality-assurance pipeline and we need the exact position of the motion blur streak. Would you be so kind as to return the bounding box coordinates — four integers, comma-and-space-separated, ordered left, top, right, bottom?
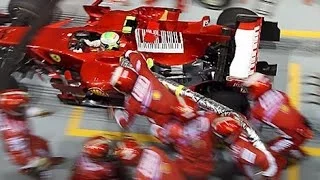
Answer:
65, 107, 159, 142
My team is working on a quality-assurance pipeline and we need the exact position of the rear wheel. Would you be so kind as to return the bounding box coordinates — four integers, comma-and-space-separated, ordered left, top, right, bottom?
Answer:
194, 81, 250, 115
217, 7, 257, 28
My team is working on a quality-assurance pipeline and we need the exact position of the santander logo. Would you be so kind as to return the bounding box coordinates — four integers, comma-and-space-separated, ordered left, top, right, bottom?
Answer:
249, 24, 261, 76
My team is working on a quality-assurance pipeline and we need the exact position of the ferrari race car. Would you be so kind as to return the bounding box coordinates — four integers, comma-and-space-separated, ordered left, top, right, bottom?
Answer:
0, 0, 280, 109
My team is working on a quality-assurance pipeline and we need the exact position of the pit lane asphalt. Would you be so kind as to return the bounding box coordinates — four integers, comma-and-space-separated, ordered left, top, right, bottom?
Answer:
0, 0, 320, 179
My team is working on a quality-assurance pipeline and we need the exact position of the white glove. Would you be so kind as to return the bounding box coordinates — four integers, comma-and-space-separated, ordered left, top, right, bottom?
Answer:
25, 107, 53, 118
260, 150, 278, 177
150, 124, 162, 137
124, 50, 138, 58
21, 157, 51, 171
73, 49, 83, 53
84, 39, 101, 48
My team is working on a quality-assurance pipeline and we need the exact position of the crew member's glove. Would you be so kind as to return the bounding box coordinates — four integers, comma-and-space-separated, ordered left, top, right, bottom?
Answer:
25, 107, 54, 118
84, 39, 101, 48
20, 157, 51, 173
150, 124, 170, 144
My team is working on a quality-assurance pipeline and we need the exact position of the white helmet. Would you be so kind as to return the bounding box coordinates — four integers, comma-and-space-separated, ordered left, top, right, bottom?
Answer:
100, 32, 120, 50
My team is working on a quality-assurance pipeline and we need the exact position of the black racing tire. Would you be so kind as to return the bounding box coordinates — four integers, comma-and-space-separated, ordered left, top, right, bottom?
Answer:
195, 0, 231, 10
217, 7, 257, 28
195, 81, 250, 115
8, 0, 54, 26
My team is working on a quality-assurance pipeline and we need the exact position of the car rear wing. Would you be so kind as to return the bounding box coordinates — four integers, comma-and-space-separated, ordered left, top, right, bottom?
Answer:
229, 15, 279, 80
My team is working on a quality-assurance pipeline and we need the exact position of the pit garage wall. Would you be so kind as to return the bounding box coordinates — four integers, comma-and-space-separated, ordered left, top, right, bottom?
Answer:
0, 0, 320, 180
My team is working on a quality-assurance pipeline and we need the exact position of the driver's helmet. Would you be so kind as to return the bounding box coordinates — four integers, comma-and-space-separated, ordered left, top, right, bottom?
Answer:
114, 135, 142, 166
100, 32, 120, 50
82, 136, 111, 160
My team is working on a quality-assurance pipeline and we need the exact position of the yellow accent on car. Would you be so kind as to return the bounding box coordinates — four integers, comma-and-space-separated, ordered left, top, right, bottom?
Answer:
159, 10, 168, 21
175, 85, 185, 96
49, 53, 61, 63
126, 16, 136, 20
122, 16, 136, 34
146, 58, 154, 69
122, 26, 132, 34
152, 90, 162, 100
89, 87, 108, 97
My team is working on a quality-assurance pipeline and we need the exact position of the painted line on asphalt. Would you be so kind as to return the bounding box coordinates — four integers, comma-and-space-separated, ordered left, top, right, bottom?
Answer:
281, 30, 320, 39
287, 62, 301, 180
65, 106, 159, 143
288, 165, 299, 180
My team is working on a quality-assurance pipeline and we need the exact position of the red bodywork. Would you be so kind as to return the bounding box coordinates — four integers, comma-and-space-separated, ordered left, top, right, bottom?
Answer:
0, 0, 233, 102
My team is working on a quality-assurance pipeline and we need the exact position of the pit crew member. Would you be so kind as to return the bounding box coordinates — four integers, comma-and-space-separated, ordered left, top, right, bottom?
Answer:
212, 116, 282, 180
150, 110, 217, 179
71, 136, 129, 180
0, 76, 64, 178
242, 72, 314, 161
110, 50, 201, 129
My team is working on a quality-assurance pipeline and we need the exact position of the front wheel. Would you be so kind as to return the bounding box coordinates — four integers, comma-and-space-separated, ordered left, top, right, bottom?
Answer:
216, 7, 257, 28
8, 0, 54, 26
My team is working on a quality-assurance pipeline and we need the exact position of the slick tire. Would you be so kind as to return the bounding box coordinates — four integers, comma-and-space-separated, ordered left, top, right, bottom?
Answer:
8, 0, 54, 26
195, 0, 231, 10
217, 7, 257, 28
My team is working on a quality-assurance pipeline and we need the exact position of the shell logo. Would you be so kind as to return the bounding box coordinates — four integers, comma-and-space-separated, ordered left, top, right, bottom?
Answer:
280, 104, 290, 114
160, 162, 171, 174
152, 90, 161, 100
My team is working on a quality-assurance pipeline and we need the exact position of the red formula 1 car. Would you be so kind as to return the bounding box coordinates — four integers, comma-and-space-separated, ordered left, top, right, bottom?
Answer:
0, 0, 279, 109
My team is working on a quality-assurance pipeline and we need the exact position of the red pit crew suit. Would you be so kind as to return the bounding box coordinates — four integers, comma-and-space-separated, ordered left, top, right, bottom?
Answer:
111, 50, 199, 129
151, 111, 216, 179
71, 136, 126, 180
0, 90, 62, 174
212, 116, 281, 180
243, 73, 314, 160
